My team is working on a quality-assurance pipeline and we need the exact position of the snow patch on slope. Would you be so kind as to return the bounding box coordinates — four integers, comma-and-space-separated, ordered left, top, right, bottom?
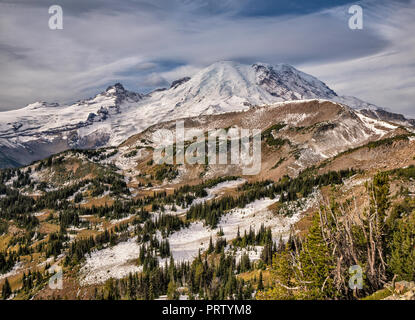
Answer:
356, 112, 397, 137
80, 237, 142, 286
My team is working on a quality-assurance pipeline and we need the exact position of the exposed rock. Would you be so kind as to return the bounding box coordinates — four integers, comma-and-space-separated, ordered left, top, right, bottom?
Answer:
170, 77, 191, 89
395, 281, 413, 294
360, 108, 415, 128
383, 281, 415, 300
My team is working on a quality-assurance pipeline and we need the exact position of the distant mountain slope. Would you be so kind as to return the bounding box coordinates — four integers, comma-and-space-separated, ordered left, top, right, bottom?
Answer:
0, 61, 413, 168
113, 99, 406, 184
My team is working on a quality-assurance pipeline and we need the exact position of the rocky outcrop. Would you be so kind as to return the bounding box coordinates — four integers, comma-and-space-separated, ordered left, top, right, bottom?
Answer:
170, 77, 191, 89
105, 83, 143, 105
383, 281, 415, 300
360, 108, 415, 128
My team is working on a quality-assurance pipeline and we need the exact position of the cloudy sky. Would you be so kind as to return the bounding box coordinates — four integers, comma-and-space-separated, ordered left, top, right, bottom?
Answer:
0, 0, 414, 116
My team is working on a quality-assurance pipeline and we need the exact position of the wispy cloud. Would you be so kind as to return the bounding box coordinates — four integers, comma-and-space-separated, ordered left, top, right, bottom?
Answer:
301, 0, 415, 116
0, 0, 413, 117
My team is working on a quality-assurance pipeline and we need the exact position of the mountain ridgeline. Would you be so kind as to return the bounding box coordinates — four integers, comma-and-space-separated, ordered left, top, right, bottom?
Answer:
0, 61, 414, 169
1, 61, 415, 301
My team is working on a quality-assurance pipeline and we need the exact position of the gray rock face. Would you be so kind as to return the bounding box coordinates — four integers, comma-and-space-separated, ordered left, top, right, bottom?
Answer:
360, 108, 415, 127
105, 83, 143, 105
170, 77, 191, 89
383, 281, 415, 300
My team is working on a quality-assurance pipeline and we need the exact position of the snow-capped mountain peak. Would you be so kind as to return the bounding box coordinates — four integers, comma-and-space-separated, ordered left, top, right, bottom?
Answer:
145, 60, 338, 116
106, 82, 126, 94
90, 82, 143, 106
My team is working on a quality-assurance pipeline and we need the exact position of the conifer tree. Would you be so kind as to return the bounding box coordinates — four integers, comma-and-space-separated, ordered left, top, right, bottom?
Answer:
389, 215, 415, 281
207, 237, 214, 254
257, 271, 264, 291
167, 279, 179, 300
256, 244, 295, 300
299, 214, 335, 299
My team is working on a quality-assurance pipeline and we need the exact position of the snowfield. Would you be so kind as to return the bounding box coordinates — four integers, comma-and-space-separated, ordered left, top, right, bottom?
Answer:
0, 262, 23, 281
191, 178, 246, 206
208, 179, 246, 194
165, 193, 320, 263
356, 112, 397, 137
343, 175, 371, 191
79, 191, 320, 285
155, 178, 246, 217
166, 222, 213, 262
79, 237, 142, 286
233, 246, 264, 264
